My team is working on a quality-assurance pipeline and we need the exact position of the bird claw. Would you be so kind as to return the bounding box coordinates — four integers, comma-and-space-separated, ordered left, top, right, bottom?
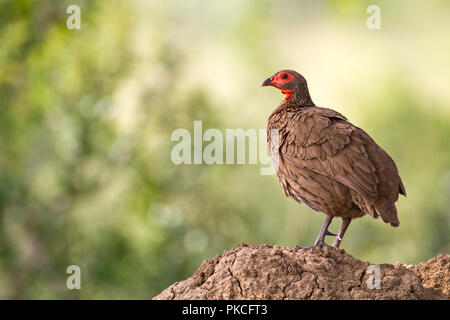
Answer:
304, 241, 331, 249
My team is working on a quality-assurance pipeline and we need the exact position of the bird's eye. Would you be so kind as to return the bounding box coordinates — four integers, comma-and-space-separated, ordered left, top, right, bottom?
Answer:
281, 73, 288, 79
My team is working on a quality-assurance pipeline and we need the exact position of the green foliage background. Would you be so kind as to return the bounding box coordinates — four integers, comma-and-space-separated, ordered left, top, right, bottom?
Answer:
0, 0, 449, 298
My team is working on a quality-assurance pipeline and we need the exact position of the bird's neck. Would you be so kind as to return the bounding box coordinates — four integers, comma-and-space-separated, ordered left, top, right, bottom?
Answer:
283, 93, 315, 108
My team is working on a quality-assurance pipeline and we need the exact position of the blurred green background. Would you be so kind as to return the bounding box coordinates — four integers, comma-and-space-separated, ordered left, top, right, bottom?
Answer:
0, 0, 449, 299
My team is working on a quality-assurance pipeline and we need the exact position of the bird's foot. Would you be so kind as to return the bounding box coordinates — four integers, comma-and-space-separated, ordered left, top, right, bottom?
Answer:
304, 240, 331, 250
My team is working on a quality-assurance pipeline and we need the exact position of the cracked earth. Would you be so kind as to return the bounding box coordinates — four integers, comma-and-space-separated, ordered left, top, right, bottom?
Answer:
153, 243, 449, 300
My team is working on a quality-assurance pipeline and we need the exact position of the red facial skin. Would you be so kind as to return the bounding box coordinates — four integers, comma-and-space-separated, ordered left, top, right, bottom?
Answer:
263, 72, 294, 100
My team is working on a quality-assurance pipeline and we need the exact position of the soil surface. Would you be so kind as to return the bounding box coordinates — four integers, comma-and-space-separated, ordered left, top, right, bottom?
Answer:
154, 243, 449, 300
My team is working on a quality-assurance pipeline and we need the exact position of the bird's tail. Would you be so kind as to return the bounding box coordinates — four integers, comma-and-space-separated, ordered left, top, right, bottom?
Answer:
376, 201, 400, 227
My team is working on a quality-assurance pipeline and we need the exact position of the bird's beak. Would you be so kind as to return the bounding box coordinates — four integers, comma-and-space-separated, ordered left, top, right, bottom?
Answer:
261, 77, 273, 87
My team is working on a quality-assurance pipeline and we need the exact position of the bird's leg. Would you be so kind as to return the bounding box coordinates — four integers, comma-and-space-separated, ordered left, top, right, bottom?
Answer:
332, 218, 352, 248
312, 215, 333, 247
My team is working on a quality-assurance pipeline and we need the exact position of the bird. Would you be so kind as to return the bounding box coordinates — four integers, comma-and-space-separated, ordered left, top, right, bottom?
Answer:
261, 70, 406, 248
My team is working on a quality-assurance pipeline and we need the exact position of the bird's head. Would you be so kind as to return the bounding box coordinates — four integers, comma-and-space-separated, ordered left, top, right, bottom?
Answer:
261, 70, 313, 105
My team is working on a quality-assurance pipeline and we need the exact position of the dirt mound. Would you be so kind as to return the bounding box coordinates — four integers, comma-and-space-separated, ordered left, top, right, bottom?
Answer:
153, 243, 449, 300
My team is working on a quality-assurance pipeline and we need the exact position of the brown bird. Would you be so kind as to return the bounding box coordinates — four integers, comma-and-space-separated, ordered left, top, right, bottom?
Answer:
262, 70, 406, 248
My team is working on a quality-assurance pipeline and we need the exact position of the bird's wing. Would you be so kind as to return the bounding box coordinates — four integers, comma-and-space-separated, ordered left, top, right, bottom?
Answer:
280, 107, 380, 203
